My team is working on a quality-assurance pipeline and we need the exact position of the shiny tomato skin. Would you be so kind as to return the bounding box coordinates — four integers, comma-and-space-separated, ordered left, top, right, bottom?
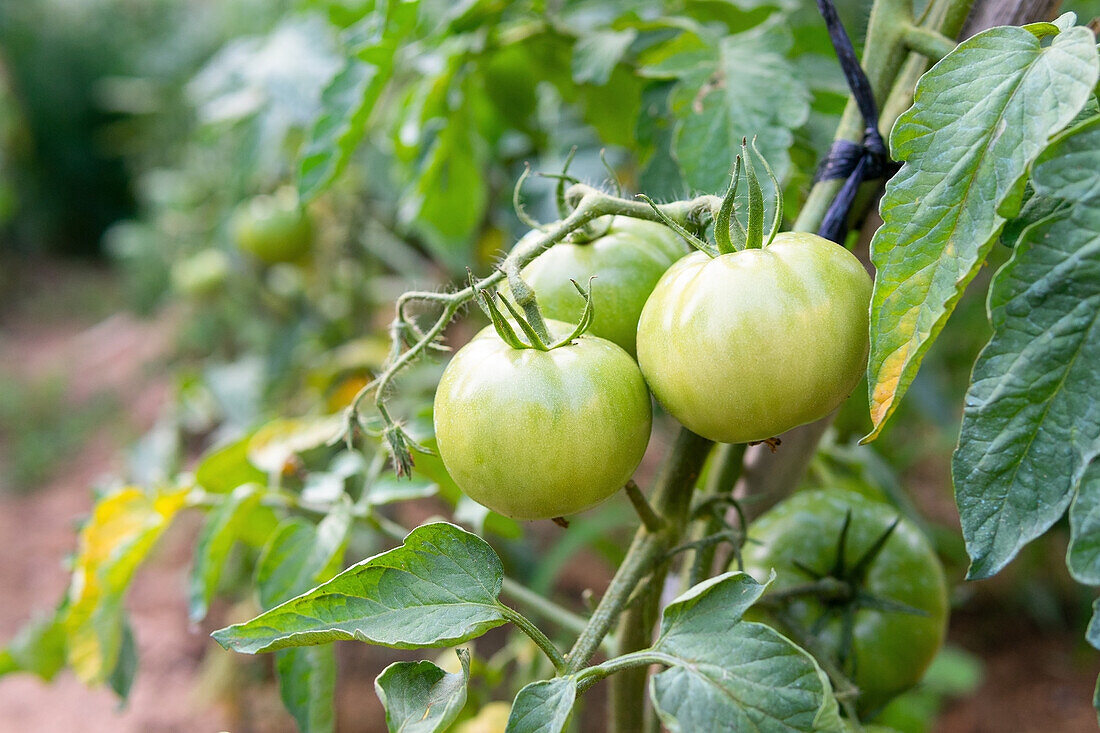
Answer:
432, 320, 652, 520
636, 232, 871, 443
520, 217, 686, 357
743, 488, 949, 714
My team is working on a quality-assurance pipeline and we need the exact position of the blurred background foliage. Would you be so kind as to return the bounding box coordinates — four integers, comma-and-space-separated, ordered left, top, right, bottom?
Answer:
1, 0, 1098, 729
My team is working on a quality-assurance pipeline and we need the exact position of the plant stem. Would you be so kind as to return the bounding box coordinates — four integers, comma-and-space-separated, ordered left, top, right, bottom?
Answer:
498, 604, 567, 673
498, 576, 596, 643
686, 443, 747, 587
564, 429, 713, 677
603, 429, 714, 733
625, 480, 665, 533
575, 650, 682, 693
901, 24, 957, 59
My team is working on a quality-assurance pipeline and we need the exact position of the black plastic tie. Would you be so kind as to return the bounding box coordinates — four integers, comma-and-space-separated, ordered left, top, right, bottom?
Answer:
813, 0, 898, 243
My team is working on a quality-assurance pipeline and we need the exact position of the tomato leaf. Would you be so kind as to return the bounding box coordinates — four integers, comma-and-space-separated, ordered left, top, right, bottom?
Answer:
669, 20, 810, 193
375, 650, 470, 733
188, 484, 277, 622
506, 676, 578, 733
0, 609, 67, 682
256, 499, 354, 613
107, 616, 137, 703
298, 49, 394, 200
255, 501, 353, 733
864, 24, 1099, 441
193, 433, 265, 494
572, 29, 637, 86
953, 115, 1100, 579
649, 572, 844, 733
63, 487, 187, 685
1070, 459, 1100, 584
402, 112, 488, 270
277, 647, 337, 733
212, 522, 508, 653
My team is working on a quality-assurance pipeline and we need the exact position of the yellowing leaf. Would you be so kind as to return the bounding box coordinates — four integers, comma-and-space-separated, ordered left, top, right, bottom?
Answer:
63, 487, 186, 684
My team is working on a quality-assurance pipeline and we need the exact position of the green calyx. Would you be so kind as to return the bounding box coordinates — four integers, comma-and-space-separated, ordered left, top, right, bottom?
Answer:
473, 264, 596, 351
639, 137, 783, 257
786, 512, 929, 640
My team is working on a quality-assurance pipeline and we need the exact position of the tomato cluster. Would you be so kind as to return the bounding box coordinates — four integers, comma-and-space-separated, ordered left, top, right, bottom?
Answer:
433, 206, 874, 521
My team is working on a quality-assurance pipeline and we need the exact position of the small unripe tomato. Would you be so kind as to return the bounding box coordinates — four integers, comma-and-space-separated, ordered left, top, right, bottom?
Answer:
231, 188, 313, 264
743, 488, 949, 715
636, 232, 871, 443
433, 320, 652, 520
170, 248, 230, 297
520, 217, 686, 357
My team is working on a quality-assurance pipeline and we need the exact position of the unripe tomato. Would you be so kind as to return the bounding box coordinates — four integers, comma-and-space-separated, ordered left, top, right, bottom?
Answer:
433, 320, 652, 520
520, 217, 685, 357
170, 248, 230, 297
636, 232, 871, 443
743, 488, 949, 715
231, 188, 313, 264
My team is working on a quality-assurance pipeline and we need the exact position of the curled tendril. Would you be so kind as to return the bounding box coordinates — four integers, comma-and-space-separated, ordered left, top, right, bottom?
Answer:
513, 163, 544, 230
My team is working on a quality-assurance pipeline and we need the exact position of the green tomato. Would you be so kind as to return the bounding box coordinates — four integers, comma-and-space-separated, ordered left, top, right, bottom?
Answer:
170, 248, 230, 297
743, 488, 949, 715
231, 189, 313, 264
636, 232, 871, 443
520, 217, 686, 357
433, 320, 652, 520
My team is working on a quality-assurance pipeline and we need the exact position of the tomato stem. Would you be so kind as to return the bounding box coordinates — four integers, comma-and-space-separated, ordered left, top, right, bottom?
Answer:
498, 603, 568, 674
624, 480, 665, 533
564, 429, 713, 680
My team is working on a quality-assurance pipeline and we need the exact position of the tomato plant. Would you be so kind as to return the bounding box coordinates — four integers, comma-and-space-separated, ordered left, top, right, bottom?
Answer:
637, 230, 871, 443
520, 217, 685, 356
6, 0, 1100, 732
743, 488, 949, 715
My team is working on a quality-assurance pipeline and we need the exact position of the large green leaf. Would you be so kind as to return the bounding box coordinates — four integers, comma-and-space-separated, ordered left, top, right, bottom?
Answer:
865, 23, 1099, 440
212, 522, 507, 654
649, 573, 843, 733
63, 487, 187, 684
189, 484, 277, 622
953, 115, 1100, 579
668, 20, 810, 193
506, 676, 578, 733
375, 650, 470, 733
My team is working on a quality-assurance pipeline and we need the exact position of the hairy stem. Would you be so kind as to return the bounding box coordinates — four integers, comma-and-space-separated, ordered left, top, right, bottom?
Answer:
685, 443, 747, 588
605, 429, 714, 733
499, 604, 567, 673
564, 429, 713, 678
